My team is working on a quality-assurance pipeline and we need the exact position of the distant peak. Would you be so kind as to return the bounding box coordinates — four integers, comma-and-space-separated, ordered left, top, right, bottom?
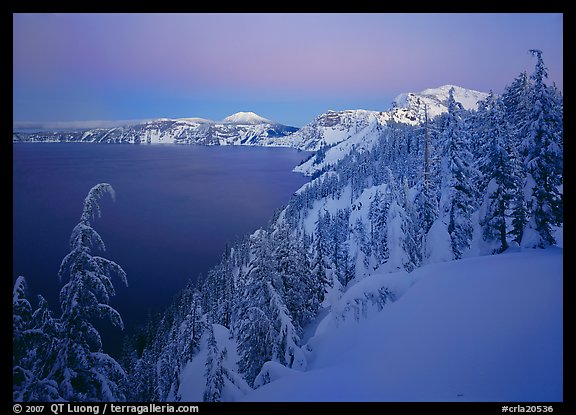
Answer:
393, 85, 489, 112
419, 84, 486, 97
222, 112, 273, 125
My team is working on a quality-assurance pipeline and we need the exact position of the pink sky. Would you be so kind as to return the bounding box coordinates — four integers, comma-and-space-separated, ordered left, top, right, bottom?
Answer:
13, 13, 563, 127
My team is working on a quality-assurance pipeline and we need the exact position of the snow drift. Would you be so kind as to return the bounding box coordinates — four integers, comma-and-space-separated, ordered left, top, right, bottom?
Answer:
241, 248, 563, 402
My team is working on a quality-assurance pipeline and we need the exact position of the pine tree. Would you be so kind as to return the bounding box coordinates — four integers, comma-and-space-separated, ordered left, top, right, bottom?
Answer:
502, 71, 532, 155
477, 93, 521, 253
13, 277, 32, 330
24, 295, 62, 401
126, 322, 159, 401
55, 183, 128, 401
352, 217, 371, 273
500, 72, 533, 245
235, 231, 276, 386
440, 87, 477, 259
13, 276, 35, 401
384, 169, 409, 271
219, 247, 236, 329
13, 279, 62, 402
310, 230, 330, 298
401, 177, 421, 271
333, 209, 351, 286
266, 281, 307, 370
368, 190, 389, 266
415, 177, 439, 265
203, 323, 226, 402
273, 224, 320, 331
13, 277, 33, 373
522, 50, 563, 247
315, 210, 333, 274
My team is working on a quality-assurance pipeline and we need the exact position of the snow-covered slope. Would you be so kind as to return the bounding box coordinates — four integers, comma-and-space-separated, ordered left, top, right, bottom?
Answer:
268, 110, 387, 152
12, 112, 298, 146
240, 248, 563, 402
178, 324, 251, 402
293, 85, 489, 176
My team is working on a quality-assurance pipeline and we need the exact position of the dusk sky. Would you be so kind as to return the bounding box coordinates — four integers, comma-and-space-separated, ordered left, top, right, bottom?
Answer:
13, 13, 563, 128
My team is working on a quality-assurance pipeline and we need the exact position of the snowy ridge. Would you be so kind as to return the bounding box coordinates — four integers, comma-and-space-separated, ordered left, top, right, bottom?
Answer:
293, 113, 387, 175
292, 85, 489, 176
393, 84, 489, 118
13, 113, 298, 146
13, 86, 487, 150
267, 110, 385, 151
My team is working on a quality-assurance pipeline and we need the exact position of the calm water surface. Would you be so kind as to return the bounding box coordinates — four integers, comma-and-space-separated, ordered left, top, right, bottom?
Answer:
13, 143, 310, 356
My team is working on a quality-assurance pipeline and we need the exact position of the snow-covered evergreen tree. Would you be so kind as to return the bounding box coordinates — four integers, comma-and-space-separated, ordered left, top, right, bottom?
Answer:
13, 279, 62, 402
203, 323, 226, 402
501, 71, 532, 154
13, 277, 32, 334
266, 281, 307, 370
368, 190, 389, 266
235, 231, 277, 386
352, 217, 372, 273
13, 276, 37, 400
310, 222, 330, 297
273, 224, 320, 331
477, 92, 521, 253
55, 183, 128, 401
124, 315, 162, 401
522, 50, 563, 248
439, 87, 478, 259
401, 177, 421, 271
14, 184, 130, 402
333, 208, 352, 286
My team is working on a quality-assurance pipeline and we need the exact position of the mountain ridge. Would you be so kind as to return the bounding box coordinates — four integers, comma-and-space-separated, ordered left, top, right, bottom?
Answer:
13, 112, 299, 146
13, 85, 487, 149
290, 85, 489, 175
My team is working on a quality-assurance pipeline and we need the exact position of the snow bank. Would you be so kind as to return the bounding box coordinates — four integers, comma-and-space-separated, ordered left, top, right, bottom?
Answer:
314, 269, 416, 337
243, 248, 563, 402
253, 361, 301, 388
178, 324, 251, 402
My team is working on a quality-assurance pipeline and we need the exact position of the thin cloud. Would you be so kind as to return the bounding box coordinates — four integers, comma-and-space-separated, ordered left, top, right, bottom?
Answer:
13, 119, 154, 131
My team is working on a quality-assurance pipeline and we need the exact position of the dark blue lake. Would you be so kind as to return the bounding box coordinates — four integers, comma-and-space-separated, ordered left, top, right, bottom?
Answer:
13, 143, 310, 357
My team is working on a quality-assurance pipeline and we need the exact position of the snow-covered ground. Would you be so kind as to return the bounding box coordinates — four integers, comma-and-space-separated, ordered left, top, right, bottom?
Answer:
179, 324, 251, 402
238, 247, 563, 402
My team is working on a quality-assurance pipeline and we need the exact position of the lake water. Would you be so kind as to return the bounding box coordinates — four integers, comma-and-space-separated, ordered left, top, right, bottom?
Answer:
13, 143, 310, 357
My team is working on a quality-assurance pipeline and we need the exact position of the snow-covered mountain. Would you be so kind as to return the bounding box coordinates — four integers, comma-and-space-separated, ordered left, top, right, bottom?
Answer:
12, 112, 299, 146
265, 110, 386, 151
222, 111, 273, 125
392, 84, 489, 118
292, 85, 489, 176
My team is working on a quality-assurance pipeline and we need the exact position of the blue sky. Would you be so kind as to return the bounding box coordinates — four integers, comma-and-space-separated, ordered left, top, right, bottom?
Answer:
13, 13, 563, 128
